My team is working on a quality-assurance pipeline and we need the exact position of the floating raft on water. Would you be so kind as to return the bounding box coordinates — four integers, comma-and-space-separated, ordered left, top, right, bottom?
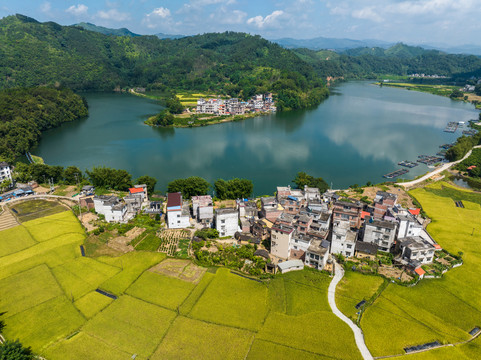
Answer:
417, 156, 444, 166
439, 143, 454, 149
398, 160, 418, 168
383, 169, 409, 179
444, 122, 458, 133
462, 129, 477, 136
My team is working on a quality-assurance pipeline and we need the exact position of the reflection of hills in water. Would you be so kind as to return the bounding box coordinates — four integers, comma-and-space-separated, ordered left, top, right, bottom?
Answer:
33, 82, 478, 194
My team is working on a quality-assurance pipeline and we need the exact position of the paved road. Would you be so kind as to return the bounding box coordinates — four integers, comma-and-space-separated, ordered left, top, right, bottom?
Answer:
399, 145, 481, 188
328, 261, 374, 360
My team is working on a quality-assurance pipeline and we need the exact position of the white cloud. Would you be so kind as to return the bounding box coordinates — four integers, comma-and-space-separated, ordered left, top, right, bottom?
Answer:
209, 8, 247, 25
66, 4, 88, 16
247, 10, 285, 29
143, 7, 172, 29
40, 2, 51, 14
96, 9, 130, 22
352, 7, 383, 22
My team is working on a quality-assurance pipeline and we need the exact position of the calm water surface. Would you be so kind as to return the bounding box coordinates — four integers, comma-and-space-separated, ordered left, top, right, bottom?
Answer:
34, 82, 479, 195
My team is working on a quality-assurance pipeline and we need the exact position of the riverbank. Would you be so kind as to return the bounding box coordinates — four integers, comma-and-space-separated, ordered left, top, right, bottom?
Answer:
376, 82, 481, 109
144, 111, 273, 128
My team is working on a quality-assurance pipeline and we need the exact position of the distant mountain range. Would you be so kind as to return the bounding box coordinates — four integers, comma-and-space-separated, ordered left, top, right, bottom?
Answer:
74, 22, 183, 40
270, 36, 481, 56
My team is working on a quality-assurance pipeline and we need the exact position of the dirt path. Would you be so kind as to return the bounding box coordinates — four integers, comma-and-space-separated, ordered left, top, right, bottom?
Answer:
328, 261, 374, 360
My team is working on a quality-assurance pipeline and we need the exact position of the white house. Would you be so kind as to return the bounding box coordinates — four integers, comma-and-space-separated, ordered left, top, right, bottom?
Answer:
331, 220, 357, 258
305, 239, 330, 270
277, 259, 304, 274
192, 195, 214, 227
397, 236, 436, 265
167, 192, 190, 229
0, 162, 12, 183
215, 208, 238, 237
397, 214, 423, 238
93, 195, 127, 223
270, 223, 295, 259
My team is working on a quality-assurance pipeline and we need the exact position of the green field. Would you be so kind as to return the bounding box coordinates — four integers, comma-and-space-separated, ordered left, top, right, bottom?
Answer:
361, 182, 481, 357
11, 199, 68, 222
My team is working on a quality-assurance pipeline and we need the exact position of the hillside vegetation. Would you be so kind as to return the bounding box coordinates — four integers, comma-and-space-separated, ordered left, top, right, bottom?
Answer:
0, 15, 328, 110
0, 87, 88, 162
294, 44, 481, 80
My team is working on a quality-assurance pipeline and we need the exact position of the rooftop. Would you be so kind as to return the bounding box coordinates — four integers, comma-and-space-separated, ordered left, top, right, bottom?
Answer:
216, 207, 238, 215
355, 241, 378, 255
129, 187, 144, 194
277, 259, 304, 271
167, 192, 182, 208
399, 236, 435, 251
308, 239, 330, 256
366, 219, 397, 230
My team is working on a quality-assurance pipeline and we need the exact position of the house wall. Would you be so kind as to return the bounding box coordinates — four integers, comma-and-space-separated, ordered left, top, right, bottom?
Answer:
0, 164, 12, 182
168, 209, 190, 229
363, 224, 396, 252
398, 218, 422, 238
305, 252, 328, 270
271, 229, 292, 259
216, 212, 238, 237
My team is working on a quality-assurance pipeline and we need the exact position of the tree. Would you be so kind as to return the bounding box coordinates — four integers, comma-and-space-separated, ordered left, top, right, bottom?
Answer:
64, 166, 82, 185
0, 178, 11, 192
136, 175, 157, 195
292, 171, 329, 193
153, 110, 174, 126
86, 167, 132, 191
166, 95, 184, 114
475, 84, 481, 96
167, 176, 210, 198
450, 89, 464, 98
214, 178, 253, 199
0, 340, 34, 360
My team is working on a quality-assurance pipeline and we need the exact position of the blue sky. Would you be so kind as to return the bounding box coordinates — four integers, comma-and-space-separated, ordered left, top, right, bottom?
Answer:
1, 0, 480, 45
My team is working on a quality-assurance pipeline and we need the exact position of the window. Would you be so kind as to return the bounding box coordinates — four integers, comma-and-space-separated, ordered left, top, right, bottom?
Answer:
221, 219, 225, 224
346, 252, 351, 257
294, 246, 298, 250
426, 257, 432, 262
336, 235, 341, 240
177, 214, 180, 218
347, 244, 352, 249
177, 220, 180, 224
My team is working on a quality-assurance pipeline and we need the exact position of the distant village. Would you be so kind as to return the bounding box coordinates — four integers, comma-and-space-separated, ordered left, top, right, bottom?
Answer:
195, 93, 276, 115
84, 181, 446, 280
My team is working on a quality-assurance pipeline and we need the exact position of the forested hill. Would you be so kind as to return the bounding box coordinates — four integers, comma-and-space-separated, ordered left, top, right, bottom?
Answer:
293, 44, 481, 80
0, 14, 328, 109
0, 87, 88, 162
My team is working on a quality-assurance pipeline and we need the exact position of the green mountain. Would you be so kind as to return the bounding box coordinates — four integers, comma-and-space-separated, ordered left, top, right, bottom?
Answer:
342, 43, 443, 58
0, 14, 327, 109
74, 22, 140, 37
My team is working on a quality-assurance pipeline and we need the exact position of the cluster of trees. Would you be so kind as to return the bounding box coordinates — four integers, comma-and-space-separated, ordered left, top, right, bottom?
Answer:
292, 171, 329, 193
446, 115, 481, 162
167, 176, 210, 198
194, 228, 219, 240
151, 110, 174, 126
456, 148, 481, 177
0, 16, 328, 111
14, 163, 157, 194
214, 178, 253, 200
0, 87, 88, 162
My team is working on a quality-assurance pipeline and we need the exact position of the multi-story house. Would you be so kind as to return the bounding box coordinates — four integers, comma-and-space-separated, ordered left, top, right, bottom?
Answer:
363, 219, 397, 253
305, 239, 330, 270
93, 195, 127, 223
332, 201, 362, 229
215, 208, 238, 237
373, 191, 398, 219
296, 214, 312, 234
261, 197, 283, 222
270, 223, 295, 260
396, 214, 423, 238
0, 162, 12, 183
167, 192, 190, 229
331, 220, 357, 257
397, 236, 436, 265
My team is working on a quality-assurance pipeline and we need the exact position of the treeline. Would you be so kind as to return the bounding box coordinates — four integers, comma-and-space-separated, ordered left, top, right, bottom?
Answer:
0, 15, 328, 110
0, 311, 35, 359
167, 176, 254, 199
294, 44, 481, 81
0, 87, 88, 162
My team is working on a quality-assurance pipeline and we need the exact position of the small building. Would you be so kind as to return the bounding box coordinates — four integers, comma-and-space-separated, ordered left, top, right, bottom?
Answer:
215, 208, 238, 237
363, 219, 397, 253
129, 185, 148, 203
354, 241, 378, 260
192, 195, 214, 227
270, 223, 295, 259
277, 259, 304, 274
251, 218, 272, 240
0, 162, 12, 183
331, 220, 357, 258
296, 213, 313, 234
304, 185, 321, 201
397, 236, 436, 265
81, 185, 95, 196
305, 239, 330, 270
397, 214, 423, 238
80, 196, 95, 210
280, 196, 303, 215
167, 192, 190, 229
261, 197, 283, 222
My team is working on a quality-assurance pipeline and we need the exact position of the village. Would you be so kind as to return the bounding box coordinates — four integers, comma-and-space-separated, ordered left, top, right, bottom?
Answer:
195, 93, 276, 115
76, 179, 462, 282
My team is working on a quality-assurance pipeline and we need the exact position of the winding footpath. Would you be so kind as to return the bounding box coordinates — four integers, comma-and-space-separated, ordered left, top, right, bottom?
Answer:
399, 145, 481, 188
328, 261, 374, 360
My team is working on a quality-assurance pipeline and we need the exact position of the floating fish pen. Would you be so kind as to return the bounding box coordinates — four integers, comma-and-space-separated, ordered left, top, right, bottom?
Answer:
398, 160, 419, 168
436, 150, 447, 156
417, 156, 444, 166
439, 143, 454, 150
383, 169, 409, 179
462, 129, 477, 136
444, 122, 458, 133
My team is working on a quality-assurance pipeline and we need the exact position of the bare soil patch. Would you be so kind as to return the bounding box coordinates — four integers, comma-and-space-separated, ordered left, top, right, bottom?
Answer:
343, 185, 416, 209
79, 212, 98, 232
149, 259, 206, 283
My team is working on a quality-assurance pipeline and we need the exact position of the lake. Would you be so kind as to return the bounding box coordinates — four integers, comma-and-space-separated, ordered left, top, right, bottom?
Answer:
34, 82, 479, 195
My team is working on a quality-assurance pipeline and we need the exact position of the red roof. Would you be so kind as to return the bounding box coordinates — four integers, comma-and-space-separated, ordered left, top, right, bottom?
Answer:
434, 244, 442, 249
167, 192, 182, 208
415, 267, 426, 276
467, 165, 477, 170
361, 211, 371, 219
129, 187, 144, 194
409, 208, 421, 216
